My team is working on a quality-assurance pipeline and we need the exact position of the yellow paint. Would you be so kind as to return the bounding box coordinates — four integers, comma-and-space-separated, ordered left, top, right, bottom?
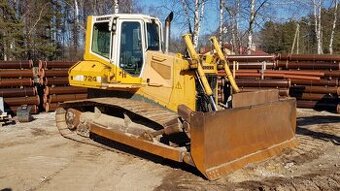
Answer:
69, 23, 196, 112
210, 36, 240, 93
182, 34, 214, 96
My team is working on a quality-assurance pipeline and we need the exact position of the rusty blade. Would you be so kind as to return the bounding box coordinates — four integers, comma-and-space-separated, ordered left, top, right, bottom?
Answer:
240, 88, 290, 97
188, 98, 297, 180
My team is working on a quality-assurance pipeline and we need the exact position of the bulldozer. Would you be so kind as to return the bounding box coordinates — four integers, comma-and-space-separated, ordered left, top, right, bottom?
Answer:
55, 13, 297, 180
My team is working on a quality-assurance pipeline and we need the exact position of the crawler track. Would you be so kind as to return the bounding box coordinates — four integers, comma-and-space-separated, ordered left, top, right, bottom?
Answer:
56, 97, 178, 152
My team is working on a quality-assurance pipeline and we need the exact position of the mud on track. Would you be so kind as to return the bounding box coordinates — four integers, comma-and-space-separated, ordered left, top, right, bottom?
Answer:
0, 109, 339, 190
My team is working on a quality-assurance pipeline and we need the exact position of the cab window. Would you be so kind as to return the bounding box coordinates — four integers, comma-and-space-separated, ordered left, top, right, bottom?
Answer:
146, 22, 160, 51
119, 22, 143, 76
91, 22, 111, 58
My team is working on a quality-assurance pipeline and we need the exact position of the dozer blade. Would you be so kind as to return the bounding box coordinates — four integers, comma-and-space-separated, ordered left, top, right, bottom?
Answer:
182, 93, 297, 180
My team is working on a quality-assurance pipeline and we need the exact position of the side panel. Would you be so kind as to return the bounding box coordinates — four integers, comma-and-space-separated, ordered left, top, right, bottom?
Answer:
139, 51, 196, 112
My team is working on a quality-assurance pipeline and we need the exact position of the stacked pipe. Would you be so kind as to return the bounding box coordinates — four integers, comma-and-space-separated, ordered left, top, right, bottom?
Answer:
40, 61, 88, 112
279, 54, 340, 113
222, 54, 340, 113
0, 60, 39, 114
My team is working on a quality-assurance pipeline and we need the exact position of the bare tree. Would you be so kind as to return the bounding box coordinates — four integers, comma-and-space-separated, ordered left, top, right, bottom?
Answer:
313, 0, 323, 54
219, 0, 224, 45
223, 0, 242, 54
192, 0, 205, 49
114, 0, 119, 14
329, 0, 338, 54
247, 0, 269, 55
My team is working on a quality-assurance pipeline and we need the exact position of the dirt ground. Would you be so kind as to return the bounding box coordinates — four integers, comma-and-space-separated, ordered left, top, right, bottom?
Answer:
0, 108, 339, 191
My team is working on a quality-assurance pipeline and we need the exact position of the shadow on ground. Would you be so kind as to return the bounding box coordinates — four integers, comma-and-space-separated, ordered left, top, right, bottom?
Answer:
297, 115, 340, 145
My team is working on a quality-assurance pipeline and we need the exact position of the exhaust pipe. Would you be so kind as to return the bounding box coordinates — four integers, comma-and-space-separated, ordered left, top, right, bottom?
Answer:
164, 12, 173, 53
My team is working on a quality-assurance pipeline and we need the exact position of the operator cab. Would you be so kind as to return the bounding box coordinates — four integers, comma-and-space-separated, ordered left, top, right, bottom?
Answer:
89, 14, 163, 77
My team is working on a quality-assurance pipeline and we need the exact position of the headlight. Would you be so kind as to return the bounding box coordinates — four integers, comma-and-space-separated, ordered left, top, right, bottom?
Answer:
96, 76, 102, 83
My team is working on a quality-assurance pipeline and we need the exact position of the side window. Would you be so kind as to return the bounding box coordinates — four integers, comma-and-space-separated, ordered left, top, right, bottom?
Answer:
91, 22, 111, 58
147, 23, 160, 51
119, 22, 143, 76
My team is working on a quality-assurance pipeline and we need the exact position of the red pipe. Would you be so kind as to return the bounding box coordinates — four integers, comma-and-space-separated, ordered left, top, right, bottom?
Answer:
0, 87, 37, 98
277, 61, 340, 70
0, 60, 33, 69
0, 78, 32, 88
0, 70, 34, 78
43, 61, 76, 69
296, 100, 340, 113
45, 86, 88, 95
236, 79, 291, 88
291, 79, 338, 86
279, 54, 340, 61
6, 105, 39, 114
290, 85, 340, 95
227, 55, 276, 62
263, 70, 324, 77
44, 77, 69, 86
44, 103, 59, 112
4, 96, 40, 106
49, 93, 87, 103
44, 69, 69, 77
290, 92, 338, 101
234, 72, 320, 80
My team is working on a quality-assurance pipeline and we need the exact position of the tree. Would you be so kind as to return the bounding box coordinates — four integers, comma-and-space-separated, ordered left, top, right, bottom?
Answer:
0, 0, 24, 60
329, 0, 338, 54
313, 0, 323, 54
247, 0, 269, 54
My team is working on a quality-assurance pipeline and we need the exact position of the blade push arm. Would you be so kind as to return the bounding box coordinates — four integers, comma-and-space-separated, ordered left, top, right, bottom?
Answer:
182, 34, 218, 111
210, 36, 240, 93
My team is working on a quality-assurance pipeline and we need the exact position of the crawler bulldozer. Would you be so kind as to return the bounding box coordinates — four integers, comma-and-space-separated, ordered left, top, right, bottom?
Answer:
55, 13, 297, 180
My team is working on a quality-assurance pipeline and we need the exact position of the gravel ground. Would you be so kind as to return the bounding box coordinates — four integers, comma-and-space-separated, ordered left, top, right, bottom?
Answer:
0, 109, 339, 191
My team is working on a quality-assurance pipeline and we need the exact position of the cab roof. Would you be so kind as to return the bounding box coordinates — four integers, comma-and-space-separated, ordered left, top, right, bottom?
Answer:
93, 14, 161, 23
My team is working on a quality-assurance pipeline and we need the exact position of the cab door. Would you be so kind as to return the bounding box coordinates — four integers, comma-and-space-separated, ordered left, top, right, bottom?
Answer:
114, 19, 145, 84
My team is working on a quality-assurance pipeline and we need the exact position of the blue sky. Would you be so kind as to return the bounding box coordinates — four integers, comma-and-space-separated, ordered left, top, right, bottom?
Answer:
136, 0, 335, 39
138, 0, 219, 37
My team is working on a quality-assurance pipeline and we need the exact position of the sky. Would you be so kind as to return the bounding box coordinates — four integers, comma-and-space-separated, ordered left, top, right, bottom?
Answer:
138, 0, 220, 37
136, 0, 336, 39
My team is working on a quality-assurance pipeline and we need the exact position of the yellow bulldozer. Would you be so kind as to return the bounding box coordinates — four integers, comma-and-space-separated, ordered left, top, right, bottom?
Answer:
55, 13, 297, 180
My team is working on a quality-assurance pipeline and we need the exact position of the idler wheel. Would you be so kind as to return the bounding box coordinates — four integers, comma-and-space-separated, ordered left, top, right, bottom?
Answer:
65, 108, 81, 130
